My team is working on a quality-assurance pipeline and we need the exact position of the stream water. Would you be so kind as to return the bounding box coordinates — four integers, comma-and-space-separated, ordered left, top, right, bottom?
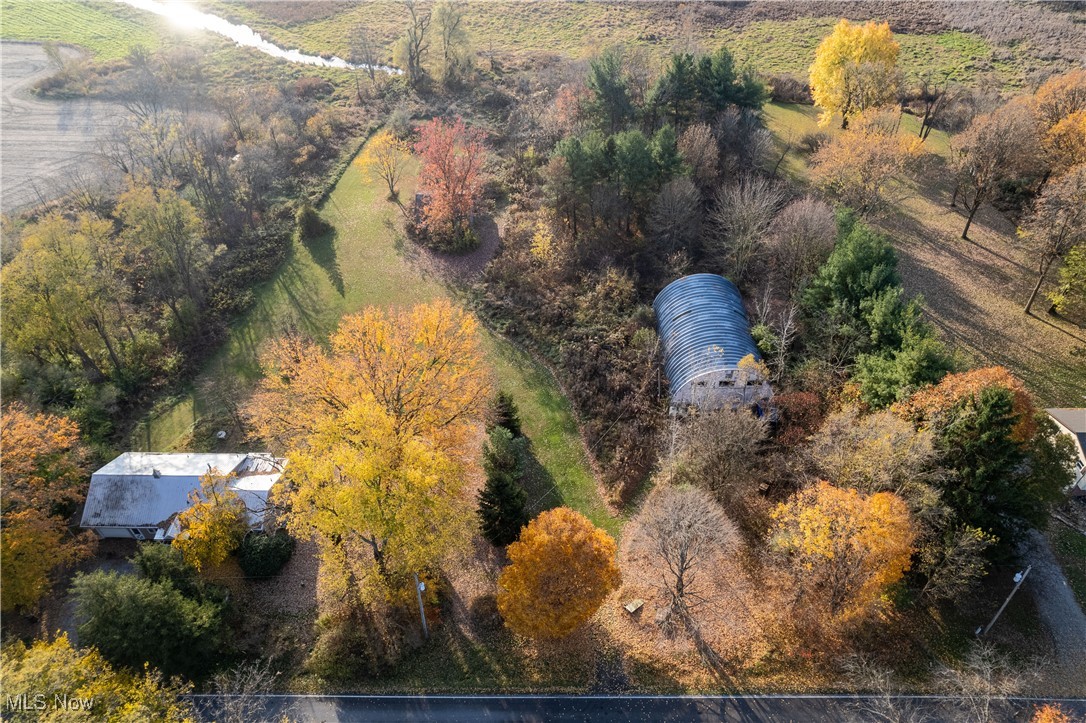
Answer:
119, 0, 402, 74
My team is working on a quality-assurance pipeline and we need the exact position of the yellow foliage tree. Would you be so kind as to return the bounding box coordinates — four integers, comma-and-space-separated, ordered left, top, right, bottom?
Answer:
0, 404, 94, 612
809, 19, 901, 129
171, 471, 250, 573
249, 300, 492, 601
497, 507, 621, 638
530, 219, 560, 267
811, 109, 922, 212
770, 481, 915, 623
356, 129, 411, 199
1042, 111, 1086, 176
1, 634, 193, 723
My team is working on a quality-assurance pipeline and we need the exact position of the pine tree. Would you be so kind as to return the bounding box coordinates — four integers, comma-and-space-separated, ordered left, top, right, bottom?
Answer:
491, 390, 523, 437
477, 427, 529, 546
937, 386, 1024, 543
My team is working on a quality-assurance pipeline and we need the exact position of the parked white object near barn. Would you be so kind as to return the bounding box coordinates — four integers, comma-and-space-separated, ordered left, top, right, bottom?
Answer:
80, 452, 287, 540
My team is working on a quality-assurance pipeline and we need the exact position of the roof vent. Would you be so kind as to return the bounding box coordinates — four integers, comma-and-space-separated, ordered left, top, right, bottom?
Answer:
152, 468, 161, 478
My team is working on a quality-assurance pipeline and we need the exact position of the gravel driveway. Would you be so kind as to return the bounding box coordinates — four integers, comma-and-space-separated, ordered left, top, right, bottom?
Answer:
1020, 529, 1086, 694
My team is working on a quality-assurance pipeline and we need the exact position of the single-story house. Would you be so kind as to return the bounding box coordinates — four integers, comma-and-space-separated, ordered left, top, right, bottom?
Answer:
79, 452, 288, 540
653, 273, 773, 413
1047, 408, 1086, 496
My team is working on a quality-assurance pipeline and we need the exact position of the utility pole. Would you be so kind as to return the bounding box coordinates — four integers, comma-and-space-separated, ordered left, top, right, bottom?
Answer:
976, 566, 1032, 637
413, 572, 429, 640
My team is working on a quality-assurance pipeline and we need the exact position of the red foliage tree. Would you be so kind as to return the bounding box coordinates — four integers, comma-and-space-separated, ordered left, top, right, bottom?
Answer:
414, 117, 487, 242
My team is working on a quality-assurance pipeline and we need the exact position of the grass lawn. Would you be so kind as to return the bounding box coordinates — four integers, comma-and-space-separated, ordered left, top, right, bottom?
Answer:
1048, 523, 1086, 611
140, 137, 617, 537
763, 101, 1086, 407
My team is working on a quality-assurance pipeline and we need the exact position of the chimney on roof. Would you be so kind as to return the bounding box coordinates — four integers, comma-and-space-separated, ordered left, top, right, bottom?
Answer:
152, 468, 161, 478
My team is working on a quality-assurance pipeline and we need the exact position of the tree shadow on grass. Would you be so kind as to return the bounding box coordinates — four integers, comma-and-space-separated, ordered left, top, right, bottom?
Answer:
302, 227, 345, 297
518, 439, 562, 516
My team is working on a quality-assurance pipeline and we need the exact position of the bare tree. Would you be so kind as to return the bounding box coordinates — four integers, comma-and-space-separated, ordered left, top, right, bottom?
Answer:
913, 71, 952, 142
648, 177, 702, 255
1020, 164, 1086, 314
393, 0, 431, 87
753, 286, 799, 382
637, 485, 738, 628
844, 656, 931, 723
671, 409, 768, 513
937, 643, 1028, 723
951, 100, 1042, 240
706, 175, 787, 284
765, 196, 837, 293
207, 659, 291, 723
350, 24, 380, 92
677, 123, 719, 193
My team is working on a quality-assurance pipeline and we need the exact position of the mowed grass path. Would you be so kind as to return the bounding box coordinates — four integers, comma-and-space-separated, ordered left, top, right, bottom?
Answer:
764, 102, 1086, 406
149, 140, 617, 535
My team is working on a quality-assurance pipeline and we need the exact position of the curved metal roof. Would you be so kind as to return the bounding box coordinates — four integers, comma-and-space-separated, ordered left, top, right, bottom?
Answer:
653, 274, 760, 395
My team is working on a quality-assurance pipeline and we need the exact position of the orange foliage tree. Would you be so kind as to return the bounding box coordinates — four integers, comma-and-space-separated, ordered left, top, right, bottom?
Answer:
0, 404, 95, 612
770, 481, 915, 624
1032, 704, 1072, 723
892, 366, 1036, 442
249, 300, 491, 601
414, 116, 487, 242
497, 507, 621, 638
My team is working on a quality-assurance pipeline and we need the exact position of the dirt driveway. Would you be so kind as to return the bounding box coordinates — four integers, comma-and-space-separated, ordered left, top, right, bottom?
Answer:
1, 42, 123, 213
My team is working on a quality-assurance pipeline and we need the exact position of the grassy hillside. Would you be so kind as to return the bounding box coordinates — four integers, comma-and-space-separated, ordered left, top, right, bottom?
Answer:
140, 138, 618, 536
202, 0, 1028, 85
762, 101, 1086, 407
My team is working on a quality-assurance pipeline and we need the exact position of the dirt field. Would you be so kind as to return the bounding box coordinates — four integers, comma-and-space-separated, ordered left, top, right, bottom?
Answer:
0, 42, 122, 213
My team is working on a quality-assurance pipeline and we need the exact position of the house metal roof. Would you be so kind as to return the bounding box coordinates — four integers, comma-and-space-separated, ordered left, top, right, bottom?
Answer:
80, 452, 286, 530
653, 274, 761, 395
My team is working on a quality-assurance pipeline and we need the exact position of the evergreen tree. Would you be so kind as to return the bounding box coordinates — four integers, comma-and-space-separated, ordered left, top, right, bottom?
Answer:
652, 53, 699, 126
937, 387, 1025, 544
492, 390, 523, 437
477, 427, 529, 546
651, 125, 685, 182
587, 47, 633, 133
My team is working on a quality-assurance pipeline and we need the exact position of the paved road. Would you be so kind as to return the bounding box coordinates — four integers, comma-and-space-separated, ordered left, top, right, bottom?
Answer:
189, 694, 1086, 722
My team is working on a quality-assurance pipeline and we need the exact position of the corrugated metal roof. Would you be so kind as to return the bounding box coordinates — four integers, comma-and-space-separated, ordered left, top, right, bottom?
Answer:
653, 274, 761, 396
94, 452, 248, 478
80, 453, 286, 531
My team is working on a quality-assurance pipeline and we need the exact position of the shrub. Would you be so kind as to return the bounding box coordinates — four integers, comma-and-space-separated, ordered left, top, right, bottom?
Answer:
132, 543, 202, 599
799, 131, 831, 154
294, 204, 332, 244
71, 571, 224, 678
237, 529, 296, 579
767, 73, 812, 104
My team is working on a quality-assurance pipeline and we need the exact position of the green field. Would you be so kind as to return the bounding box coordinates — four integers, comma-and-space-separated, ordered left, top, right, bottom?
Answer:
0, 0, 168, 59
199, 1, 1027, 86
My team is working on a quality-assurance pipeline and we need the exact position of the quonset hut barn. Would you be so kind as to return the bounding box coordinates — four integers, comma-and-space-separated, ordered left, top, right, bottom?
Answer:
653, 274, 773, 413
